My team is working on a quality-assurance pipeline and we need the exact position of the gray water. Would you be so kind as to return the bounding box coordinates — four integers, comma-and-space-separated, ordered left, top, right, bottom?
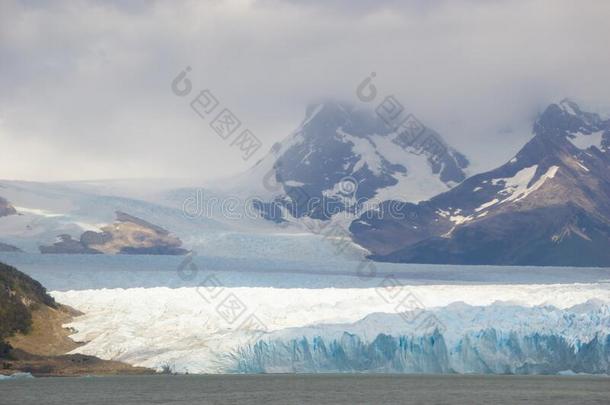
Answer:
2, 374, 610, 404
1, 253, 609, 291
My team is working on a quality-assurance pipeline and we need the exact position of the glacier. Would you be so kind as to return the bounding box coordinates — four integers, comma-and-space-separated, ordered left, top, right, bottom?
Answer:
235, 302, 610, 374
51, 283, 610, 374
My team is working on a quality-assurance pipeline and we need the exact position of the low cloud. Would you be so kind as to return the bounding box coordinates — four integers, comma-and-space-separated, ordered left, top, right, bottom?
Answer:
1, 0, 609, 181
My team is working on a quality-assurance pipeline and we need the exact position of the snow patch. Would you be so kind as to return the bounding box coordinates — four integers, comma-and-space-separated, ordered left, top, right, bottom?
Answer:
369, 133, 449, 202
449, 214, 474, 225
337, 129, 382, 175
575, 161, 590, 172
568, 131, 605, 151
475, 198, 499, 212
493, 165, 559, 204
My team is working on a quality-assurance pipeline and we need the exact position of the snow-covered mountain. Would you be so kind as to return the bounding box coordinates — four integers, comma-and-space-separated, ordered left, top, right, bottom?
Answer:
3, 99, 609, 266
351, 100, 610, 266
223, 101, 469, 224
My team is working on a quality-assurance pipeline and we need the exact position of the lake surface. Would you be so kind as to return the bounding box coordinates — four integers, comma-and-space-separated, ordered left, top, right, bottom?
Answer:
1, 253, 609, 291
2, 374, 610, 404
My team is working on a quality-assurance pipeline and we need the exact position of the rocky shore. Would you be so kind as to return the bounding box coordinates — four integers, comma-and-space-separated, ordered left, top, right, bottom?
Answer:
0, 261, 154, 377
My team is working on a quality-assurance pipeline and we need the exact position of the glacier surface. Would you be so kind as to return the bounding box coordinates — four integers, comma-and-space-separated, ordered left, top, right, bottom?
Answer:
52, 283, 610, 374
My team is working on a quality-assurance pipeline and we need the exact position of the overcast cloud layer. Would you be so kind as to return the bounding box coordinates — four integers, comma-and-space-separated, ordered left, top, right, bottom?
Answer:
1, 0, 609, 182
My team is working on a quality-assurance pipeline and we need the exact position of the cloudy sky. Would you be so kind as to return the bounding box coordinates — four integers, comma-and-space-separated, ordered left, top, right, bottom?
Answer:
1, 0, 609, 182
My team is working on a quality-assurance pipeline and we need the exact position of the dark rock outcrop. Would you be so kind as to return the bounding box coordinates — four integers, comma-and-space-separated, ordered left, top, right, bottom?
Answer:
39, 211, 188, 255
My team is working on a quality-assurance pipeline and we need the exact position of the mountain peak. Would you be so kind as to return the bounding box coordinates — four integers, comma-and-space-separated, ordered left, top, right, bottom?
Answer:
534, 99, 605, 139
558, 98, 582, 116
246, 100, 470, 223
304, 100, 354, 118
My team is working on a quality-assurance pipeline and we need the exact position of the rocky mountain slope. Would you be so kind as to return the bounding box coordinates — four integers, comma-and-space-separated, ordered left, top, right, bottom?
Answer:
232, 101, 469, 223
0, 262, 152, 376
0, 261, 56, 356
351, 100, 610, 266
39, 211, 188, 255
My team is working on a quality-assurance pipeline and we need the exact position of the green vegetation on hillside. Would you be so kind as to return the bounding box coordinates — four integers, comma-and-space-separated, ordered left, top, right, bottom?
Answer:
0, 261, 57, 357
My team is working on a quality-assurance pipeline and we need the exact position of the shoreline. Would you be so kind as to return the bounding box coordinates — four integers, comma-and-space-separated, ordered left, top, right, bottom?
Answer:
2, 304, 154, 378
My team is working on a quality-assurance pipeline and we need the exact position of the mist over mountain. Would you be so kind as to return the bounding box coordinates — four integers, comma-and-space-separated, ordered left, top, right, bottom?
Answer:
351, 100, 610, 266
1, 98, 609, 267
238, 101, 469, 223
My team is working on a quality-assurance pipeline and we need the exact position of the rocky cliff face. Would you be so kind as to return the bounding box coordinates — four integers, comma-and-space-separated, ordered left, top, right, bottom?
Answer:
351, 100, 610, 266
0, 262, 153, 376
39, 211, 188, 255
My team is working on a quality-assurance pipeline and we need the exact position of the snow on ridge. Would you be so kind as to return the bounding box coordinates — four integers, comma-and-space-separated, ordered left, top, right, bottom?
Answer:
489, 165, 559, 206
559, 99, 579, 116
568, 130, 605, 151
475, 198, 499, 212
300, 103, 325, 129
370, 133, 450, 203
509, 165, 558, 203
336, 128, 383, 175
330, 128, 452, 204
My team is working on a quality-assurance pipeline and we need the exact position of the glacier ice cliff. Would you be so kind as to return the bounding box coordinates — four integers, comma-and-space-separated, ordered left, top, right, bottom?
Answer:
52, 285, 610, 374
233, 302, 610, 374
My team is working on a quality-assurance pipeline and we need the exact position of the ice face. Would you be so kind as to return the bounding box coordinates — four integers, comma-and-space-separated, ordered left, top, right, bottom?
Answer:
235, 301, 610, 374
52, 284, 610, 374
